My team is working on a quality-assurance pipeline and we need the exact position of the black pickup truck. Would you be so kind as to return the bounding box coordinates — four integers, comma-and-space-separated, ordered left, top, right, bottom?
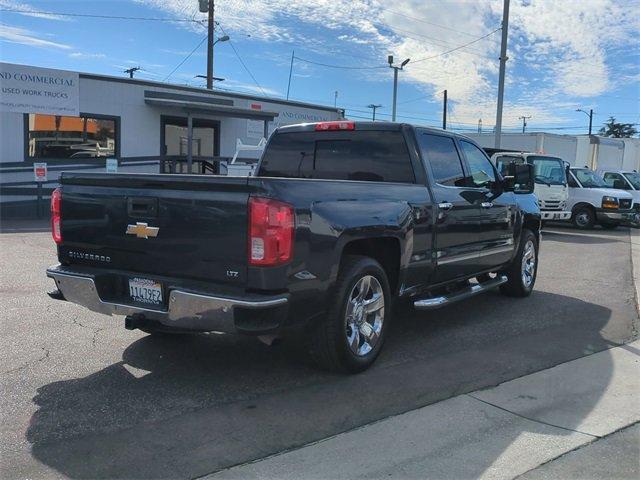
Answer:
47, 121, 540, 372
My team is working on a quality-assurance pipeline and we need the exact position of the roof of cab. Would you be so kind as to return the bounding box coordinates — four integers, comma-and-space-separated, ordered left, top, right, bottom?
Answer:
275, 121, 459, 136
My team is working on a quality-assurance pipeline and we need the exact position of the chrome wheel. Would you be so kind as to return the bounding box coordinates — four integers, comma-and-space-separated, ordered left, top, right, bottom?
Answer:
345, 275, 385, 357
521, 239, 536, 288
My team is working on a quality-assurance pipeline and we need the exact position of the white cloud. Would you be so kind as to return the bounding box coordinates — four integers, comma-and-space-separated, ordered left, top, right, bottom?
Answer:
0, 0, 68, 20
138, 0, 639, 125
0, 24, 72, 49
69, 52, 106, 59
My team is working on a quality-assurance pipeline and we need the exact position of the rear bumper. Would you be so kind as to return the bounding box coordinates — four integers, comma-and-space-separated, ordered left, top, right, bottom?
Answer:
540, 210, 571, 220
46, 264, 288, 334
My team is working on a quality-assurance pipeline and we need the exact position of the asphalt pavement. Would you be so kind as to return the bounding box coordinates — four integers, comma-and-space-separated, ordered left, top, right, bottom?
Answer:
1, 223, 638, 479
209, 340, 640, 479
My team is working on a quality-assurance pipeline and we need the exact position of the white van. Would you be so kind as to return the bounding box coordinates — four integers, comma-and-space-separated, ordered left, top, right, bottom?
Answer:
567, 168, 636, 229
598, 169, 640, 209
491, 152, 571, 221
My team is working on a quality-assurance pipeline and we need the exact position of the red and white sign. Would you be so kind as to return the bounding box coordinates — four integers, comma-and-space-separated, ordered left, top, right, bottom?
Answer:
33, 162, 47, 182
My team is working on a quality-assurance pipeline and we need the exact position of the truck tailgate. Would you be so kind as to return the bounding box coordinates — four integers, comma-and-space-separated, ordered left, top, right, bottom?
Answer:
58, 173, 252, 285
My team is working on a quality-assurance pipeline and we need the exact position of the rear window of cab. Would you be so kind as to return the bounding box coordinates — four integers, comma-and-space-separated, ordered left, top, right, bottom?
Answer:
258, 130, 416, 183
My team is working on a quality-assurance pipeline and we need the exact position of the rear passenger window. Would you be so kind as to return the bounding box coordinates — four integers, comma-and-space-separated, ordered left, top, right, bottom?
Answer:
417, 133, 465, 187
259, 131, 415, 183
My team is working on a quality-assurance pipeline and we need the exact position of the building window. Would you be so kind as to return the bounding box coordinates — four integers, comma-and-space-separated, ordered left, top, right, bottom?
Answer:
26, 113, 118, 160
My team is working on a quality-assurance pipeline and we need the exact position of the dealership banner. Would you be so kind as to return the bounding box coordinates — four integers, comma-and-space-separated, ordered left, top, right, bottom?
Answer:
0, 62, 79, 116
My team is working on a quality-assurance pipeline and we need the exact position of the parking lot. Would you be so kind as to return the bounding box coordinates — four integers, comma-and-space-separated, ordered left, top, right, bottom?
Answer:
1, 224, 638, 479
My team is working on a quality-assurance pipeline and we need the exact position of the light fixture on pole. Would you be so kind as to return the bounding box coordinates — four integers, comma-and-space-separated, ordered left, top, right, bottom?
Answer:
576, 108, 594, 135
367, 104, 382, 121
388, 55, 410, 122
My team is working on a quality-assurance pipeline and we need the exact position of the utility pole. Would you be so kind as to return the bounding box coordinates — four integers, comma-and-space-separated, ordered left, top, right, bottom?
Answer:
124, 66, 141, 78
478, 118, 482, 133
519, 115, 531, 133
334, 91, 338, 108
286, 50, 294, 100
494, 0, 510, 148
367, 104, 382, 121
442, 89, 447, 130
388, 55, 410, 122
204, 0, 215, 89
577, 108, 594, 135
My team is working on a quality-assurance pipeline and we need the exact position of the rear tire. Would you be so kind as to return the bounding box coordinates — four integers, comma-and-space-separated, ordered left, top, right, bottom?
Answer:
500, 229, 538, 297
308, 255, 391, 373
572, 206, 595, 229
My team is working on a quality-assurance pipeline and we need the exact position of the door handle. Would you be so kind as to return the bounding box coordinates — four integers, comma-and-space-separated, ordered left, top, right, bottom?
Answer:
438, 202, 453, 211
481, 202, 494, 209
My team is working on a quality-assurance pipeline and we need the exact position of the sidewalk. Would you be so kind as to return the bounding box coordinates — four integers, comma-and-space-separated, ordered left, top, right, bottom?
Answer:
208, 340, 640, 479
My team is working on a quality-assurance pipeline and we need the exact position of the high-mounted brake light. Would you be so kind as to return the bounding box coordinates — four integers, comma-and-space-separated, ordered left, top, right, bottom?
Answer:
249, 197, 294, 266
51, 187, 62, 244
315, 121, 355, 131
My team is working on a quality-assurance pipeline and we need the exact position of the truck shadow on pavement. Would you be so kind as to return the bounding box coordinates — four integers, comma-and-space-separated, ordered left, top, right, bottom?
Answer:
542, 229, 630, 245
25, 288, 625, 479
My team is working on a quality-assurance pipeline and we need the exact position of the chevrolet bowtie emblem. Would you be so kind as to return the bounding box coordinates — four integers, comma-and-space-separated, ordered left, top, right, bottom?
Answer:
126, 222, 159, 239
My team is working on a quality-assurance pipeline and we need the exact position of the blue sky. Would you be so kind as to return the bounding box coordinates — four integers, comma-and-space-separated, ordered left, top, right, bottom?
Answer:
1, 0, 638, 135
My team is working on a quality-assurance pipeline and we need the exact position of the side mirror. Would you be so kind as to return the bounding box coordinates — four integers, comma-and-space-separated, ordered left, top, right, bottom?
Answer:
504, 163, 535, 194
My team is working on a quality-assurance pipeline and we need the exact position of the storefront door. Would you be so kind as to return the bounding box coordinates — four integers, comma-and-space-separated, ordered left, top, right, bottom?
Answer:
160, 116, 220, 173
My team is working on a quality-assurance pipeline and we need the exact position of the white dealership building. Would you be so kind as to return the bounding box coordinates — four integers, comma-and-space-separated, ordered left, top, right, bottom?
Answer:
0, 62, 343, 217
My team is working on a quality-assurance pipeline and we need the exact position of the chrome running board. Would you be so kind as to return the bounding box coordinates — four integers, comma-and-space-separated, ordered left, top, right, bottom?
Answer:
414, 275, 508, 310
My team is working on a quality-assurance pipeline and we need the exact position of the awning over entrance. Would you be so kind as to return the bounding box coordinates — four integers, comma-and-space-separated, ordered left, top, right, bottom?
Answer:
144, 90, 278, 171
145, 97, 279, 121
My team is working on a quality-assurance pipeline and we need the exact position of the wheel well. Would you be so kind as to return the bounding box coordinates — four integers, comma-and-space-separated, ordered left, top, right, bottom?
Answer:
341, 237, 401, 294
572, 202, 595, 214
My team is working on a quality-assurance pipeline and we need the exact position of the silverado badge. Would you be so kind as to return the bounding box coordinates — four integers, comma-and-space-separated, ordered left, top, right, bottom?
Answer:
126, 222, 159, 239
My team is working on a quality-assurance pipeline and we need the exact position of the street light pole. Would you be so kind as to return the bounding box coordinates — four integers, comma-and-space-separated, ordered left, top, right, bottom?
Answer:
442, 89, 447, 130
577, 108, 594, 135
494, 0, 510, 148
388, 56, 410, 122
206, 0, 215, 89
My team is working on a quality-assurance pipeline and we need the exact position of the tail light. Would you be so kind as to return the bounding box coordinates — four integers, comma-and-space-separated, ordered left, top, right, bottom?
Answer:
51, 187, 62, 244
315, 121, 355, 131
248, 197, 294, 266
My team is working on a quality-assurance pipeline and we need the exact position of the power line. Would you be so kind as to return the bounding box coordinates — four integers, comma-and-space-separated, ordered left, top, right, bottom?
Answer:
411, 28, 502, 64
0, 8, 202, 23
293, 55, 387, 70
163, 35, 208, 82
381, 25, 496, 60
375, 6, 501, 40
215, 23, 267, 96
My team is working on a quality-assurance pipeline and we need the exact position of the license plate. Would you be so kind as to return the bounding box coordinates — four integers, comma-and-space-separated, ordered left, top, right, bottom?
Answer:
553, 213, 562, 219
129, 277, 163, 305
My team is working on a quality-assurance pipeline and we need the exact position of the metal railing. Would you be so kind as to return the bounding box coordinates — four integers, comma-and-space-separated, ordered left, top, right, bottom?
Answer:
0, 180, 58, 218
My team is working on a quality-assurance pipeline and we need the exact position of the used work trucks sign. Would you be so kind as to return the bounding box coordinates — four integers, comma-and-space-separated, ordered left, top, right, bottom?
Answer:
0, 63, 79, 116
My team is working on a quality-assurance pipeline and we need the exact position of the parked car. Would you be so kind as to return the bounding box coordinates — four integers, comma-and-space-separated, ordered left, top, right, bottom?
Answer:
566, 168, 636, 229
46, 122, 540, 373
598, 169, 640, 211
488, 152, 571, 222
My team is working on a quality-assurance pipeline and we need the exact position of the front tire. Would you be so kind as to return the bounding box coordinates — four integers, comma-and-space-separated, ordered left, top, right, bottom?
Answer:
500, 229, 538, 297
308, 255, 390, 373
572, 206, 595, 229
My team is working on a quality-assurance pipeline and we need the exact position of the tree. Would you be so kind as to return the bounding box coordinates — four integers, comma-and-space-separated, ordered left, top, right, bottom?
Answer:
598, 116, 638, 138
